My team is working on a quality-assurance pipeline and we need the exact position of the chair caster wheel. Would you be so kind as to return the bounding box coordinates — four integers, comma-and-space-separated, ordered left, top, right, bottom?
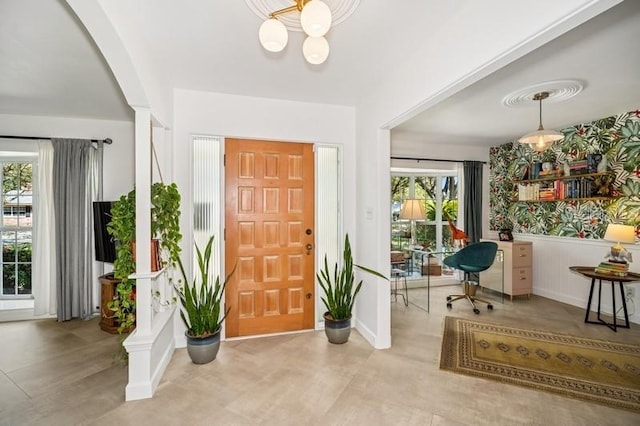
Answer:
446, 303, 452, 309
487, 304, 493, 310
446, 296, 452, 301
473, 308, 480, 314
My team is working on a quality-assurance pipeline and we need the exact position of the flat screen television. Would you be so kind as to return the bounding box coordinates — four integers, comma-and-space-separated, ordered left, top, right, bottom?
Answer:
93, 201, 116, 263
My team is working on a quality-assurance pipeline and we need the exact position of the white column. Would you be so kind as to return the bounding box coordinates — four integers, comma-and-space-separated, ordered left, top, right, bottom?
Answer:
123, 107, 178, 402
133, 107, 152, 334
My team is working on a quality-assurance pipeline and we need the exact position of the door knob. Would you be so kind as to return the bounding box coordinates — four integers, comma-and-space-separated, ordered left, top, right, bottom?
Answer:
306, 243, 313, 255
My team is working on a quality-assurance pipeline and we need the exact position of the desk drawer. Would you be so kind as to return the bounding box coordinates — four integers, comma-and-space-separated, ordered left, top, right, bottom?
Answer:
511, 267, 532, 295
512, 244, 532, 268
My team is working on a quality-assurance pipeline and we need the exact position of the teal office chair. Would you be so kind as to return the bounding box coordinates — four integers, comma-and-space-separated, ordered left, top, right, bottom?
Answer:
444, 241, 498, 314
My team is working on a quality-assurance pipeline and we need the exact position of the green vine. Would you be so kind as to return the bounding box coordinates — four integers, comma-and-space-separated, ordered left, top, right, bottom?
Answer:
106, 182, 182, 335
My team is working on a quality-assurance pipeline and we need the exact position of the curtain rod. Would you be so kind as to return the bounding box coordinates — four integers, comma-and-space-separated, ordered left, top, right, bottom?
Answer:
0, 135, 112, 144
391, 156, 486, 165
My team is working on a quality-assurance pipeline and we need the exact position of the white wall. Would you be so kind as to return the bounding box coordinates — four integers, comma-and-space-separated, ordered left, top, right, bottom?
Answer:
172, 89, 356, 332
353, 0, 621, 349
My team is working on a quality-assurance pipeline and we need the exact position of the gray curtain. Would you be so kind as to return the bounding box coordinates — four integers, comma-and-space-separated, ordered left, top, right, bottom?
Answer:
52, 139, 102, 321
463, 161, 483, 244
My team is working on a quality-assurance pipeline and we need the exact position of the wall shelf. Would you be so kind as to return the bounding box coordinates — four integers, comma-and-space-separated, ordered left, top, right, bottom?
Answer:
513, 197, 615, 203
514, 171, 613, 202
514, 171, 609, 184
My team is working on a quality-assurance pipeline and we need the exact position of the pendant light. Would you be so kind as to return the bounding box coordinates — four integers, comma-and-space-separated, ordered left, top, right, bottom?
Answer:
257, 0, 332, 65
519, 92, 564, 152
300, 0, 331, 37
259, 18, 288, 52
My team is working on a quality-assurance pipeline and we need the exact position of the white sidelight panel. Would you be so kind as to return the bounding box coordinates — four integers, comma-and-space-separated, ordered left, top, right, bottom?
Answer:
315, 144, 341, 325
192, 135, 223, 284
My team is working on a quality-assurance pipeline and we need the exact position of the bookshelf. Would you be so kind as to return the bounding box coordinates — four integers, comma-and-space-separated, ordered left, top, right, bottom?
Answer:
513, 172, 614, 202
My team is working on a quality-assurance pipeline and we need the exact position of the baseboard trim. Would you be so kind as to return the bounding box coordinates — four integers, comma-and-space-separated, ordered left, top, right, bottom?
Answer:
124, 308, 176, 401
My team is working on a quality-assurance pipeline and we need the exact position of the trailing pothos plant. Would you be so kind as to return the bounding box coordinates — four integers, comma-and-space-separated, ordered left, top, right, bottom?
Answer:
106, 182, 182, 334
317, 234, 388, 321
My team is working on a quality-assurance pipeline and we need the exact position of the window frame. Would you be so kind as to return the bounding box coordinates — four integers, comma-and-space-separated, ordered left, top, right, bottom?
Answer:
0, 155, 36, 299
391, 170, 460, 254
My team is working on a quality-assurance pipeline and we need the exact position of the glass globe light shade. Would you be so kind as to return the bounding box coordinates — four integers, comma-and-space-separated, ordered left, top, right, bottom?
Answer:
302, 36, 330, 64
519, 129, 564, 152
259, 18, 288, 52
300, 0, 332, 37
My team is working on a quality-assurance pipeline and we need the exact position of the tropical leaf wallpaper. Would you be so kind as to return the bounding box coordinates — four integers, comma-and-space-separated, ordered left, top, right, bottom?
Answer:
489, 109, 640, 239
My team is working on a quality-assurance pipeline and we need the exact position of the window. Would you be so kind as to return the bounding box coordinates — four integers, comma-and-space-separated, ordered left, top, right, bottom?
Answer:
391, 172, 459, 254
1, 161, 34, 297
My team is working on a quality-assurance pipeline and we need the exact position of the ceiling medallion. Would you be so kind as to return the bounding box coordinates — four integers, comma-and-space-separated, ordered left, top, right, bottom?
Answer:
245, 0, 360, 32
502, 79, 585, 108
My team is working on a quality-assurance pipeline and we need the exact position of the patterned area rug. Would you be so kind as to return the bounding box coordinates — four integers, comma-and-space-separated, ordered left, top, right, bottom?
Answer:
440, 316, 640, 412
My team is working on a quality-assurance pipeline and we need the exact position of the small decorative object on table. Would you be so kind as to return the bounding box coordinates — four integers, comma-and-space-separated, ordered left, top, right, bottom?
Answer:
587, 153, 603, 173
498, 229, 513, 242
603, 223, 635, 265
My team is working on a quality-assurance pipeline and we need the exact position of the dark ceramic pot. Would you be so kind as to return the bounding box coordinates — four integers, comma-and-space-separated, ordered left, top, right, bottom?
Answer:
186, 329, 221, 364
323, 312, 351, 344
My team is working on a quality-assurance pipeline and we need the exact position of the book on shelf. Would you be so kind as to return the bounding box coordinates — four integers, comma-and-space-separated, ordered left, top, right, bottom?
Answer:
538, 188, 555, 200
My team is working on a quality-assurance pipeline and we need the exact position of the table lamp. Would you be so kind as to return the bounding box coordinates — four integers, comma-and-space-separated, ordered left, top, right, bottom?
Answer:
603, 223, 635, 263
400, 199, 426, 247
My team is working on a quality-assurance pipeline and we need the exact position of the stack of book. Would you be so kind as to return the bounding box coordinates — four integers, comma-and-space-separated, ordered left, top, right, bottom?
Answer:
569, 160, 589, 175
539, 169, 561, 178
538, 188, 556, 201
595, 261, 629, 277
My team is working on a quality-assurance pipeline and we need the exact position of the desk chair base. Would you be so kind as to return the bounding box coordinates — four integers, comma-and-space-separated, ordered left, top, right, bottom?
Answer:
446, 282, 493, 314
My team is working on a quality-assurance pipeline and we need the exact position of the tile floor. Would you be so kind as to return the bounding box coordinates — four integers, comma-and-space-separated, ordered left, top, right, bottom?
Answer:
1, 285, 639, 425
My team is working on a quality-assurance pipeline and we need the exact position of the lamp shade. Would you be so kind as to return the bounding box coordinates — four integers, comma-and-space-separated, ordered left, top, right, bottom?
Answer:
604, 223, 636, 244
518, 129, 564, 152
300, 0, 332, 37
399, 199, 425, 221
519, 91, 563, 152
259, 18, 288, 52
302, 36, 329, 64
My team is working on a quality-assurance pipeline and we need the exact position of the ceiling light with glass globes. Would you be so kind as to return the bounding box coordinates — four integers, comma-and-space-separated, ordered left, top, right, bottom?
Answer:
257, 0, 333, 64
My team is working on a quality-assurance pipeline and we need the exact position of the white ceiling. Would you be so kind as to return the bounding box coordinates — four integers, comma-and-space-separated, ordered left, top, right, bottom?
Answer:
392, 0, 640, 149
0, 0, 132, 121
0, 0, 638, 151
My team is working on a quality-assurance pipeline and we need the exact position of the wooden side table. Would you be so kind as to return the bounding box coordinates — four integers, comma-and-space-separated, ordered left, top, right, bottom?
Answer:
569, 266, 640, 332
99, 273, 121, 334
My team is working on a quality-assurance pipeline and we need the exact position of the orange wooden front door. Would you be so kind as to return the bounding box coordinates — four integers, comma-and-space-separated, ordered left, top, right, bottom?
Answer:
225, 139, 315, 337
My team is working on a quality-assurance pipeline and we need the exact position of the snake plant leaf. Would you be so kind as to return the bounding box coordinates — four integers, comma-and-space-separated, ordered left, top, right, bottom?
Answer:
317, 234, 388, 320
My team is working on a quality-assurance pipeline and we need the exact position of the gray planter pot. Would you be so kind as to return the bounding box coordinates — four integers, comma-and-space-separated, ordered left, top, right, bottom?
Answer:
186, 329, 221, 364
323, 312, 351, 344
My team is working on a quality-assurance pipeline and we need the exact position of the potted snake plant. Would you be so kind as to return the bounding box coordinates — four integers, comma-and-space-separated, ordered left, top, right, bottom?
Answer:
317, 234, 387, 344
175, 235, 234, 364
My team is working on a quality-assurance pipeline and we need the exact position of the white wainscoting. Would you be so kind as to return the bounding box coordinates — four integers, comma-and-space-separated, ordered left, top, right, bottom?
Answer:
497, 233, 640, 325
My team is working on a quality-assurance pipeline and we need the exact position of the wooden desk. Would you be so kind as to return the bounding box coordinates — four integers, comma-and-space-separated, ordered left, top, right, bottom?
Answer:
569, 266, 640, 332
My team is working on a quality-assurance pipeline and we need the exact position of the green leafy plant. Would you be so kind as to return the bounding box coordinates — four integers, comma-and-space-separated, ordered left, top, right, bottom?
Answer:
175, 236, 233, 337
317, 234, 387, 320
106, 182, 182, 334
